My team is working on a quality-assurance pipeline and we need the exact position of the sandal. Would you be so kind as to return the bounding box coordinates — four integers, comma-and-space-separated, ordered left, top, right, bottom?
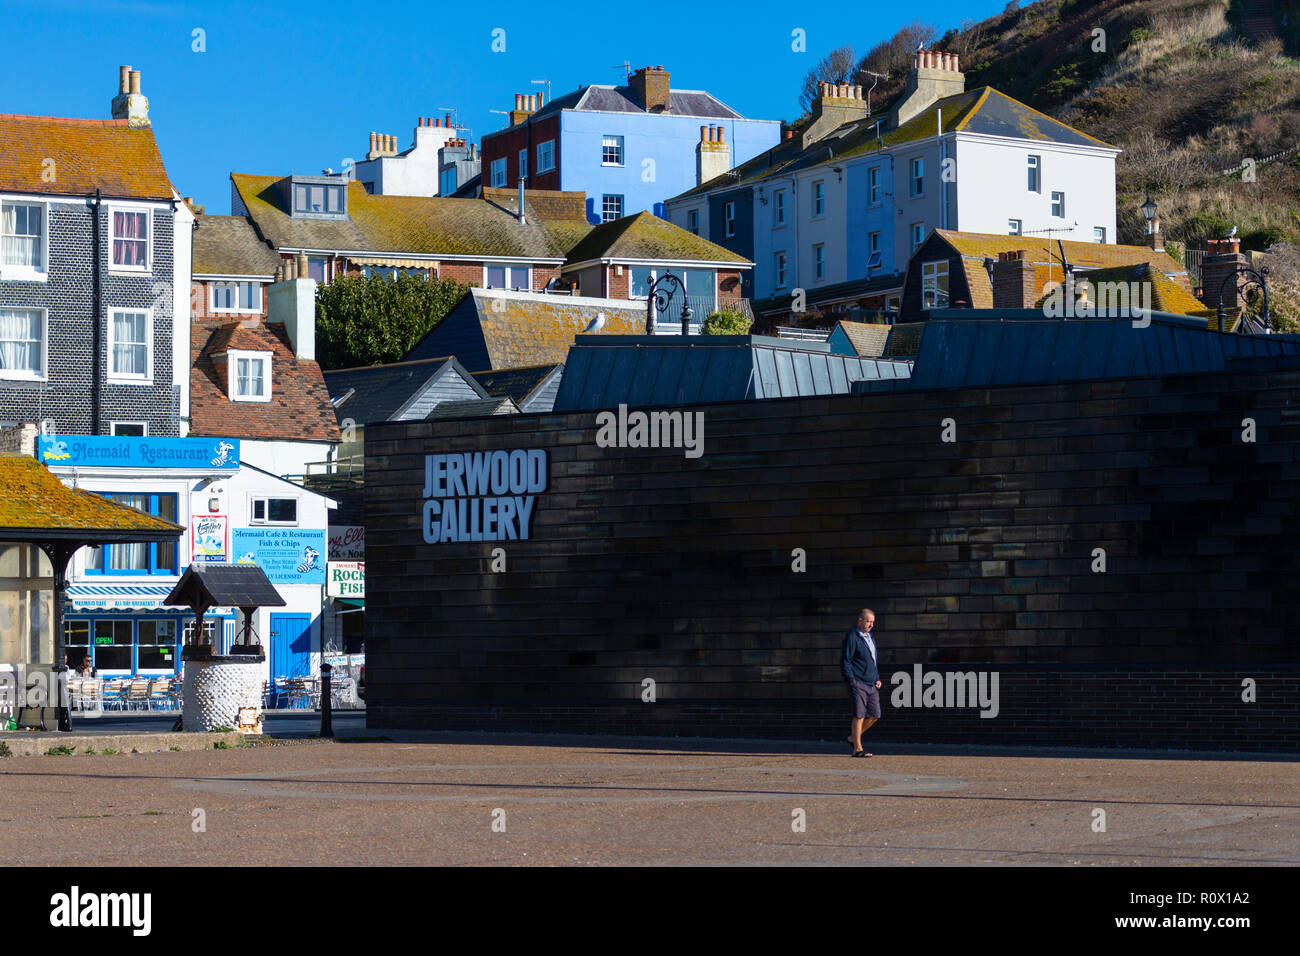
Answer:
853, 751, 873, 758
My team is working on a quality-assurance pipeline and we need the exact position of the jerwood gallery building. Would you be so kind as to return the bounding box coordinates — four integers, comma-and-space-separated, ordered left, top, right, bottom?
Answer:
361, 317, 1300, 752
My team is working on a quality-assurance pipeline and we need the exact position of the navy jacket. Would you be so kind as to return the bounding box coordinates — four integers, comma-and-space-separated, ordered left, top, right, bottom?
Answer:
841, 628, 880, 685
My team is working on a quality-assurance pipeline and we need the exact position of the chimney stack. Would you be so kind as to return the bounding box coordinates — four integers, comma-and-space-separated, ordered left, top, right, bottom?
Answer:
630, 65, 671, 113
1199, 237, 1248, 317
267, 257, 318, 361
891, 49, 965, 127
697, 124, 730, 186
800, 78, 872, 149
110, 65, 150, 127
990, 250, 1037, 310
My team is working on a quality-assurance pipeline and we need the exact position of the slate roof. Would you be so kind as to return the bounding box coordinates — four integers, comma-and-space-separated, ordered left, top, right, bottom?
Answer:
425, 397, 519, 419
231, 174, 589, 260
933, 230, 1196, 312
193, 215, 280, 276
670, 87, 1113, 202
565, 211, 750, 265
831, 320, 892, 357
324, 356, 486, 424
164, 563, 285, 611
470, 364, 563, 405
752, 273, 902, 316
884, 323, 926, 358
520, 84, 744, 122
0, 456, 185, 541
553, 335, 912, 411
0, 114, 174, 199
190, 319, 341, 442
855, 312, 1300, 394
406, 289, 649, 371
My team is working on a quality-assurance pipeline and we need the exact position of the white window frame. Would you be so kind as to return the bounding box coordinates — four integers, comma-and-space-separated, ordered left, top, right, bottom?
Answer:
775, 190, 786, 224
775, 251, 787, 288
1051, 191, 1065, 218
1094, 227, 1107, 244
812, 181, 825, 218
601, 134, 624, 167
210, 280, 264, 314
910, 158, 924, 198
921, 260, 949, 309
911, 222, 925, 253
490, 158, 507, 188
107, 307, 152, 384
1008, 219, 1023, 236
724, 201, 735, 238
518, 149, 528, 181
228, 349, 271, 403
108, 204, 152, 273
0, 198, 49, 280
0, 306, 47, 381
601, 194, 624, 223
868, 167, 882, 206
813, 243, 825, 281
687, 209, 699, 235
537, 140, 556, 174
482, 263, 532, 291
110, 421, 149, 437
1027, 155, 1041, 193
249, 495, 300, 526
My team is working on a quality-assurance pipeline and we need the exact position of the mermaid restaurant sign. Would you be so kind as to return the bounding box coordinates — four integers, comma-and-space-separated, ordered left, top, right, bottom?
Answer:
422, 449, 547, 543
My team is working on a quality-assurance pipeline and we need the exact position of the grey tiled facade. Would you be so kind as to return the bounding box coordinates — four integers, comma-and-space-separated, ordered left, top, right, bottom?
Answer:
0, 197, 180, 434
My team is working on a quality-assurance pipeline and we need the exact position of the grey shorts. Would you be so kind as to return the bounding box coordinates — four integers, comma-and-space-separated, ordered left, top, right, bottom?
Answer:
847, 679, 881, 719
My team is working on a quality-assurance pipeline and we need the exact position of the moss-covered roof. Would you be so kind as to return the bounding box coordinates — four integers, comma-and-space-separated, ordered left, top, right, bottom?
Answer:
193, 215, 280, 276
0, 114, 174, 199
564, 211, 750, 265
0, 455, 185, 539
231, 174, 590, 260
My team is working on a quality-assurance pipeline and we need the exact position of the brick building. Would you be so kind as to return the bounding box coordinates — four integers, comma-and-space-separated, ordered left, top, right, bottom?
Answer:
0, 67, 192, 436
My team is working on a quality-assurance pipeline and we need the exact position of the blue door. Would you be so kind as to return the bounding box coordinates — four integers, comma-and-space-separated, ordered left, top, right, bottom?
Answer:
269, 613, 312, 683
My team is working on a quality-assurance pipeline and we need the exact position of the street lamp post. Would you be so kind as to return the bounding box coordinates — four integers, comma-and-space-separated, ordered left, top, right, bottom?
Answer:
645, 272, 694, 335
1215, 264, 1272, 334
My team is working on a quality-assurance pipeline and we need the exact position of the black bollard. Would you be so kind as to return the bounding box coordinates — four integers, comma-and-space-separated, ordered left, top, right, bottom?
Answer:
319, 661, 333, 738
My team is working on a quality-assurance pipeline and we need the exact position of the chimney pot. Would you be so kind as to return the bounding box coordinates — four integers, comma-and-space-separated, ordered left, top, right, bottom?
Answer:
536, 92, 544, 108
118, 65, 131, 94
717, 126, 725, 143
128, 70, 141, 95
296, 253, 310, 277
445, 112, 451, 126
700, 125, 707, 143
515, 94, 523, 110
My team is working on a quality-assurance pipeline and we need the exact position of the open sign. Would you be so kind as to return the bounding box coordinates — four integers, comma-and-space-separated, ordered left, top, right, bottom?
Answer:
326, 561, 365, 598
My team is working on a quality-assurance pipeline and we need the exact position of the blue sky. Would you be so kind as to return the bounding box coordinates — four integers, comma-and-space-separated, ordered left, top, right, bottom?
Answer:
4, 0, 1011, 213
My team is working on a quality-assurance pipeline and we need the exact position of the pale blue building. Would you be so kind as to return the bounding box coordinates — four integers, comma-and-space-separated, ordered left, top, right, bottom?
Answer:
480, 66, 780, 225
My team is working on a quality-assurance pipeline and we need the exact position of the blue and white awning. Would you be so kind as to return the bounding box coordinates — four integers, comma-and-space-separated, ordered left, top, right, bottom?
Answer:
66, 584, 173, 611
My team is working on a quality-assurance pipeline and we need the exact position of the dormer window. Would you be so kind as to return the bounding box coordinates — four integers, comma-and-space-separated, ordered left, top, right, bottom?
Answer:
228, 349, 271, 402
283, 175, 348, 219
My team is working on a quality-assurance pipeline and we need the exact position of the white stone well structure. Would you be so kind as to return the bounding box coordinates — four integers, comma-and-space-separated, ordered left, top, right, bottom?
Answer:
164, 563, 286, 733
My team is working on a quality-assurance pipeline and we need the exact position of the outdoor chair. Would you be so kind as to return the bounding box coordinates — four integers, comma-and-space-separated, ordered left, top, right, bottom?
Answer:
127, 679, 150, 711
101, 679, 126, 711
148, 679, 172, 711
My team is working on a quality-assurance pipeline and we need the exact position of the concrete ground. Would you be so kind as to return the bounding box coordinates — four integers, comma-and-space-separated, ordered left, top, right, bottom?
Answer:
1, 729, 1296, 866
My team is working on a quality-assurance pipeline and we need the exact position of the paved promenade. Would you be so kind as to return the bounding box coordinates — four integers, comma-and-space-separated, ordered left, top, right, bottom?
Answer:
2, 731, 1296, 865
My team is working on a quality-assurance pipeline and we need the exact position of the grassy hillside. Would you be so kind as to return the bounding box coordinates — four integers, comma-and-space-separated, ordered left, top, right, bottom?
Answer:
802, 0, 1300, 327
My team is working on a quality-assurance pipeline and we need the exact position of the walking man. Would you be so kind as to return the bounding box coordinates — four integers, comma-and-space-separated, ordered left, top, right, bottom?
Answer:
841, 608, 882, 757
